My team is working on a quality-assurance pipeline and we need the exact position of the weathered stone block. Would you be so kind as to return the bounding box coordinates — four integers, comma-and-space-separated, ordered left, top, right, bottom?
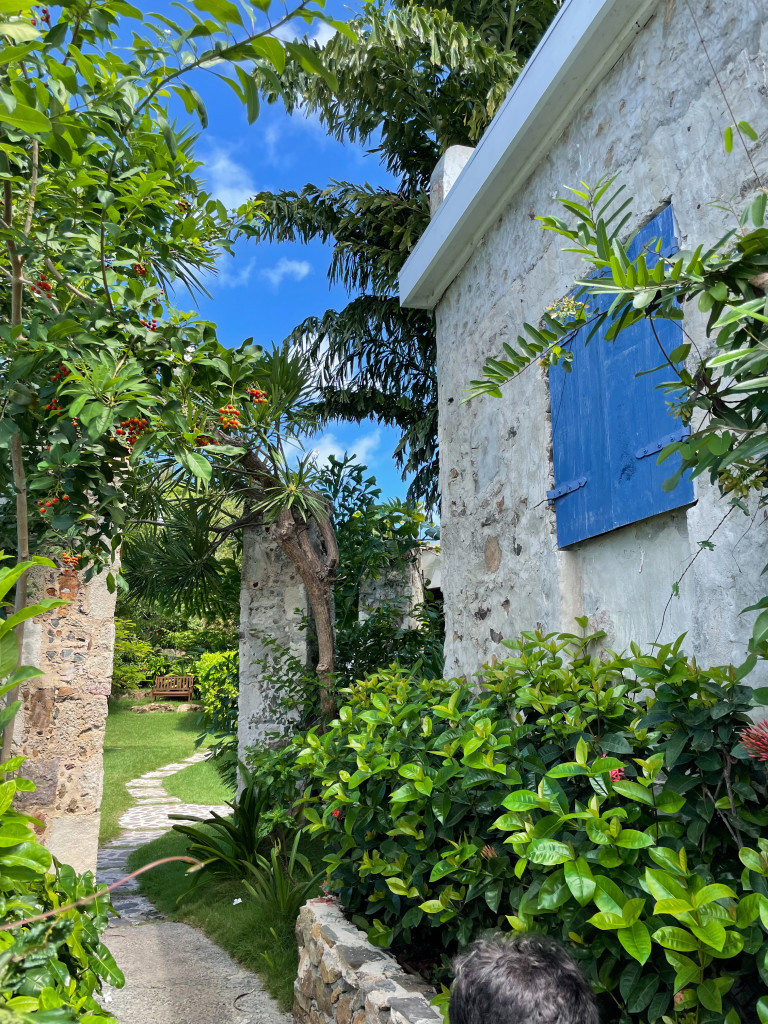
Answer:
336, 993, 354, 1024
320, 954, 342, 985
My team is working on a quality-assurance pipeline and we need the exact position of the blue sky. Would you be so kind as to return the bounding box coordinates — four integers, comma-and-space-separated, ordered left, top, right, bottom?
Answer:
152, 2, 411, 501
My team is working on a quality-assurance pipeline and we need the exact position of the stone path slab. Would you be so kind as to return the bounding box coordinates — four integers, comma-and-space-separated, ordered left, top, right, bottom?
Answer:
97, 749, 291, 1024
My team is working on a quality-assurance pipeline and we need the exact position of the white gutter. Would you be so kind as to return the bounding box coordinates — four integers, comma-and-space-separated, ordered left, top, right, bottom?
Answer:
399, 0, 660, 310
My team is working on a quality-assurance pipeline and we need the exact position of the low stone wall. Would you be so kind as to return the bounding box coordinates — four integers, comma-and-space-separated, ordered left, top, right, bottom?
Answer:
295, 900, 441, 1024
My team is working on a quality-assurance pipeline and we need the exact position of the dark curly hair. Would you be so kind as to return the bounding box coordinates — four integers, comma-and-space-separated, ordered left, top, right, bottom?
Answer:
449, 933, 599, 1024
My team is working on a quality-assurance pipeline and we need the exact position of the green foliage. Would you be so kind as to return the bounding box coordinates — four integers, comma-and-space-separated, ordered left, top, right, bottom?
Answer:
241, 830, 323, 918
196, 651, 239, 735
0, 772, 124, 1023
195, 650, 239, 782
0, 0, 332, 570
111, 619, 155, 692
335, 598, 445, 687
254, 630, 768, 1022
170, 763, 296, 889
251, 1, 562, 508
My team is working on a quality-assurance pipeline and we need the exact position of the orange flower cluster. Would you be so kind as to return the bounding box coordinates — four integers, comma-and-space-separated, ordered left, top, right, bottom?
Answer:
31, 274, 52, 297
219, 404, 241, 430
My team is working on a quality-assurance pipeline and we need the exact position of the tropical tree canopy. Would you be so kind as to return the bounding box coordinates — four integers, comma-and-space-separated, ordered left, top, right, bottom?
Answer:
250, 0, 563, 509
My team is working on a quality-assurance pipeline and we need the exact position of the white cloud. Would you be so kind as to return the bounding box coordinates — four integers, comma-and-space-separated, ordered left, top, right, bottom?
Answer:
261, 257, 313, 288
309, 428, 382, 469
311, 22, 337, 46
203, 146, 257, 209
215, 253, 256, 289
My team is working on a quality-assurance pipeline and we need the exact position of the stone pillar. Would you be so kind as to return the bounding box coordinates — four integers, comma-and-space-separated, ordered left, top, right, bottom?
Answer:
358, 557, 425, 629
238, 522, 311, 760
429, 145, 474, 216
13, 561, 117, 874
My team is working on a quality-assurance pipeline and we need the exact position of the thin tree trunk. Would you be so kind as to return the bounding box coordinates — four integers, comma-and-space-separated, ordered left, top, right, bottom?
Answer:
273, 507, 338, 718
1, 176, 30, 762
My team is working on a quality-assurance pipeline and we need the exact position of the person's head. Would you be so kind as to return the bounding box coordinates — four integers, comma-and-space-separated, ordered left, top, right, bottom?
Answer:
448, 933, 598, 1024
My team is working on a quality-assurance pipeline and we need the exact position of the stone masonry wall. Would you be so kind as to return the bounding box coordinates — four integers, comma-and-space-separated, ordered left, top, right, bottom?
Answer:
295, 900, 441, 1024
238, 521, 310, 759
435, 0, 768, 679
14, 561, 117, 873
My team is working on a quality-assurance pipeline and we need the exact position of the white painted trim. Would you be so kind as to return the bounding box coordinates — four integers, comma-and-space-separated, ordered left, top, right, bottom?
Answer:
398, 0, 660, 310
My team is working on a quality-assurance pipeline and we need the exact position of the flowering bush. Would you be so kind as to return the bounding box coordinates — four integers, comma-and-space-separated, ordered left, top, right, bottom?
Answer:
253, 629, 768, 1024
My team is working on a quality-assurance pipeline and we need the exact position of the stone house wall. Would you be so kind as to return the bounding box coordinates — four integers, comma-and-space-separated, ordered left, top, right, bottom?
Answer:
14, 562, 117, 873
430, 0, 768, 678
295, 900, 441, 1024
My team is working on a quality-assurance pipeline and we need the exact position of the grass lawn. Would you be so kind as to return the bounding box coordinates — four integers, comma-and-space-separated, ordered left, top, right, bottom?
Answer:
100, 698, 233, 843
127, 830, 301, 1011
164, 758, 232, 804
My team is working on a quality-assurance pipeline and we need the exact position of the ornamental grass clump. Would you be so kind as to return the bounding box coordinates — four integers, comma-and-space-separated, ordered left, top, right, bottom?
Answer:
249, 628, 768, 1024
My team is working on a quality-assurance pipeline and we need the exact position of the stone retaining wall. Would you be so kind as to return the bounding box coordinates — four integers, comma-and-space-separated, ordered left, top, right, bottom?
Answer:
294, 900, 441, 1024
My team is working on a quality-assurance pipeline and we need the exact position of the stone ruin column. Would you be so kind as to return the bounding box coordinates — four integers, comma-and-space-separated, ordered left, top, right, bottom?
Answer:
12, 560, 116, 874
238, 522, 311, 762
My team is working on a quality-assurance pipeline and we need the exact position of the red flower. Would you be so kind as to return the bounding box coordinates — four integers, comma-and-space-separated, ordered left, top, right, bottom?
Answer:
610, 767, 625, 781
332, 809, 341, 818
741, 719, 768, 762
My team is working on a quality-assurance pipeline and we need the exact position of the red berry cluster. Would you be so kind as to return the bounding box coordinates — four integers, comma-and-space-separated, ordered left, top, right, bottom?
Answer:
45, 397, 62, 414
132, 262, 147, 276
50, 364, 70, 383
30, 273, 52, 297
247, 387, 268, 405
61, 551, 80, 568
219, 405, 241, 430
197, 435, 214, 447
38, 494, 69, 515
140, 318, 158, 330
30, 6, 50, 25
115, 417, 149, 448
177, 200, 191, 212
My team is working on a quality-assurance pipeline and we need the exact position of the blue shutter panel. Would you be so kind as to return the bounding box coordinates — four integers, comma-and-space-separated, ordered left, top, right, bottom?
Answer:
548, 206, 694, 547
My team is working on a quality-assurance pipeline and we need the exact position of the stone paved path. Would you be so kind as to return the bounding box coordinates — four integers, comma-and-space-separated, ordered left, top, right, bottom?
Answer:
98, 752, 292, 1024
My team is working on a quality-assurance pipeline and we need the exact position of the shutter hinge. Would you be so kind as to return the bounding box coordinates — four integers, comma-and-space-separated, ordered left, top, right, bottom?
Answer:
547, 476, 588, 501
635, 429, 688, 460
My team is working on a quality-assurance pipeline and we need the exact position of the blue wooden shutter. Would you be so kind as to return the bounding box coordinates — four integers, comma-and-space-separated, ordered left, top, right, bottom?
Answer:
548, 206, 694, 547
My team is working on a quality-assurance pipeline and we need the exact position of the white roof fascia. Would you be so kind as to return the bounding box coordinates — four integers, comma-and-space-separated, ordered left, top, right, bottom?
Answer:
399, 0, 660, 310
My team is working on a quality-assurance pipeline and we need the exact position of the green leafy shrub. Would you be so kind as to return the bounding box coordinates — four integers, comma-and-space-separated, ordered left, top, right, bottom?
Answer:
111, 618, 155, 692
0, 763, 124, 1021
196, 651, 239, 733
259, 630, 768, 1024
195, 650, 238, 781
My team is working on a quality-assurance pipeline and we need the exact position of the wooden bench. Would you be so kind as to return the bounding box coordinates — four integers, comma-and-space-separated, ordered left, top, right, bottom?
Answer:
151, 675, 195, 701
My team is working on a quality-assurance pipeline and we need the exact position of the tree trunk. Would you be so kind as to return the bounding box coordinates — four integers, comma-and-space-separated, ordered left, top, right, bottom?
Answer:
272, 507, 338, 719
